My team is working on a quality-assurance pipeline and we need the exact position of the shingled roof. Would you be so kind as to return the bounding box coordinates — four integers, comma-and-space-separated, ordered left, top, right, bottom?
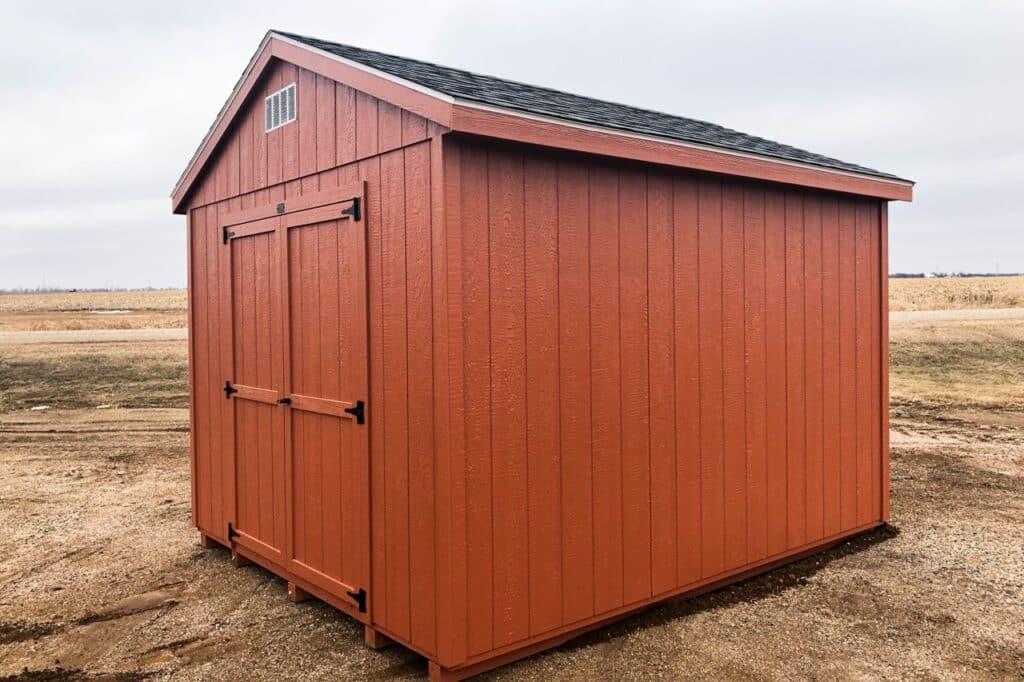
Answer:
277, 31, 907, 182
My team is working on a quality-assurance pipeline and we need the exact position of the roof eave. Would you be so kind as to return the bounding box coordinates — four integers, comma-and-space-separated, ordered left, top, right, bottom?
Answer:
448, 99, 913, 202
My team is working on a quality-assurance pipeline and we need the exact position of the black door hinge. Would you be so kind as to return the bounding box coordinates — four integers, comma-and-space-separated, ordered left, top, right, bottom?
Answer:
227, 522, 239, 542
341, 197, 361, 222
224, 381, 238, 398
222, 226, 235, 244
277, 396, 292, 405
344, 400, 365, 425
346, 587, 367, 613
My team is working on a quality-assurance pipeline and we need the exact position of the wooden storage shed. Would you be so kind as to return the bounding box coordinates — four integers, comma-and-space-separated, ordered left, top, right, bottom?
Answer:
172, 30, 913, 680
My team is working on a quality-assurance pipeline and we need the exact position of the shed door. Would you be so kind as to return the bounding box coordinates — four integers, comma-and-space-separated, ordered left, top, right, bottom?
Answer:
223, 185, 369, 619
281, 200, 370, 616
226, 216, 288, 565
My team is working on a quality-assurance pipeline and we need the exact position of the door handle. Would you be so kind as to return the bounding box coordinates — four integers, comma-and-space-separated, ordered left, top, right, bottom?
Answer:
277, 396, 292, 405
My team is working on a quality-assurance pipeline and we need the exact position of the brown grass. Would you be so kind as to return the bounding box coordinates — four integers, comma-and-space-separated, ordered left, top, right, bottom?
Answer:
889, 317, 1024, 409
0, 290, 187, 331
0, 339, 188, 412
889, 276, 1024, 312
0, 289, 186, 313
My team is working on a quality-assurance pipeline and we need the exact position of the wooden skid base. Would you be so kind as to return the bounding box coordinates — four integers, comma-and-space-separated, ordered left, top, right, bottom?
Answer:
288, 582, 313, 603
198, 532, 223, 549
364, 625, 395, 650
230, 551, 252, 568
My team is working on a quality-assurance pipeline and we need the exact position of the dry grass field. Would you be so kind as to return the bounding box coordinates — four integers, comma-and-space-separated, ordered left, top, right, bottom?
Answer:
0, 287, 1022, 680
0, 290, 186, 331
889, 275, 1024, 311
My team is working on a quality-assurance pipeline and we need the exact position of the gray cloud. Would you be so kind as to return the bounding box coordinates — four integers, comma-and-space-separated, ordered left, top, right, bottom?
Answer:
0, 0, 1020, 288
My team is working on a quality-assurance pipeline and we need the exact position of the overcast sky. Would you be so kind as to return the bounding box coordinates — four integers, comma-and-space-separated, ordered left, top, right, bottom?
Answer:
1, 1, 1020, 289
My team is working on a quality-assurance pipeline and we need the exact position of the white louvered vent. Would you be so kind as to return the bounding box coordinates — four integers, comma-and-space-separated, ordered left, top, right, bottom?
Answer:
265, 83, 297, 132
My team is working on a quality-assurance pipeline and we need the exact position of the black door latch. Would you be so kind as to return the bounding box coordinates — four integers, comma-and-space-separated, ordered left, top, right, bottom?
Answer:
224, 381, 238, 398
277, 396, 292, 405
344, 400, 365, 424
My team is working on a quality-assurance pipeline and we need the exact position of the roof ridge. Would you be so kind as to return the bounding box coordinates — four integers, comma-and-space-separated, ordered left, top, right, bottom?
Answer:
274, 30, 742, 135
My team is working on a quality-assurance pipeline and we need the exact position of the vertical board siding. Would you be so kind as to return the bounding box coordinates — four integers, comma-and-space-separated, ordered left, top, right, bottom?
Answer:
460, 142, 493, 657
188, 62, 431, 210
449, 143, 887, 657
523, 155, 561, 636
619, 171, 651, 605
697, 180, 725, 579
380, 148, 411, 639
821, 198, 842, 536
855, 204, 874, 526
556, 160, 595, 626
721, 183, 746, 572
589, 165, 624, 614
488, 148, 529, 646
673, 178, 701, 587
764, 189, 789, 557
647, 174, 677, 596
405, 142, 436, 652
804, 197, 825, 543
743, 187, 768, 564
838, 203, 858, 529
784, 193, 807, 549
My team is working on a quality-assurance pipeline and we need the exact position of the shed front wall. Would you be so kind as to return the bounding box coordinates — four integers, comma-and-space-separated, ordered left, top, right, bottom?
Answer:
187, 59, 446, 658
441, 136, 887, 666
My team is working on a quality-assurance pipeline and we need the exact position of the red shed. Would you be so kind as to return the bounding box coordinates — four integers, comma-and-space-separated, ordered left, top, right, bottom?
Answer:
172, 31, 913, 680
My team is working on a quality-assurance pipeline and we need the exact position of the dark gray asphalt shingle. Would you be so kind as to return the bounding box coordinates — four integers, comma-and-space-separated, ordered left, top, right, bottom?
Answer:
276, 31, 908, 183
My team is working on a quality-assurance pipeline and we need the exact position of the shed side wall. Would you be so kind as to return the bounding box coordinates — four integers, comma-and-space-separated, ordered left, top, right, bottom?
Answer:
443, 136, 886, 665
186, 58, 445, 658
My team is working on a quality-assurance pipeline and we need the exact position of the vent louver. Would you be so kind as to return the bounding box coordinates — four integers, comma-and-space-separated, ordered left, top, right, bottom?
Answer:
265, 83, 297, 132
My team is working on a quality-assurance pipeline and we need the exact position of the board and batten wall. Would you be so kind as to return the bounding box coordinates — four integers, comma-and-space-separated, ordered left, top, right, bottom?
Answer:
439, 136, 888, 665
186, 59, 447, 658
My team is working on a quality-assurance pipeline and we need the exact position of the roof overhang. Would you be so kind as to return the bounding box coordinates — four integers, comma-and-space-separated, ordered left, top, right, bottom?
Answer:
449, 100, 913, 201
172, 32, 912, 213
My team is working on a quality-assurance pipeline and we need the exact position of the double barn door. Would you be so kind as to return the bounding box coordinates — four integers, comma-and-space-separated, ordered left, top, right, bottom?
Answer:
220, 184, 369, 618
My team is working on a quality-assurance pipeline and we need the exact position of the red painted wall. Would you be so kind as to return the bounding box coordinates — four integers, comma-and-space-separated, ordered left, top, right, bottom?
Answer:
438, 136, 887, 666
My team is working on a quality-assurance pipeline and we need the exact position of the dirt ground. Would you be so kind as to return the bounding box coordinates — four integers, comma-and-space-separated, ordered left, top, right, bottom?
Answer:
1, 304, 1022, 680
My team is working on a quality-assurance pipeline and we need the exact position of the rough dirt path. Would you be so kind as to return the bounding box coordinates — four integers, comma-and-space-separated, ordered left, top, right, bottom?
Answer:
0, 406, 1021, 680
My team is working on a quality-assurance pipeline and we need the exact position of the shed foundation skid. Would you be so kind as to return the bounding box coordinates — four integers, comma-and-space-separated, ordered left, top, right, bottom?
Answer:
174, 30, 910, 680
